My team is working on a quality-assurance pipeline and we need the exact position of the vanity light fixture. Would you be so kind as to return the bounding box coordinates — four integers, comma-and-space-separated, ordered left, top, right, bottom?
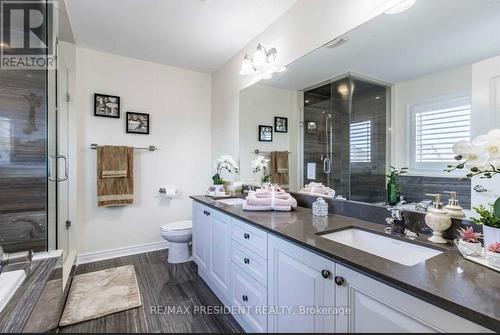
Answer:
239, 43, 278, 75
385, 0, 416, 14
239, 54, 254, 75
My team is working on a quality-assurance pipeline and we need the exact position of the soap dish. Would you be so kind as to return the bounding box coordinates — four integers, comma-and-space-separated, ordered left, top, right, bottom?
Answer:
454, 239, 500, 273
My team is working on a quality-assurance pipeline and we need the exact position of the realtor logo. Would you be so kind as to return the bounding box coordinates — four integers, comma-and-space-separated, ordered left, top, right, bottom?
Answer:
1, 0, 56, 69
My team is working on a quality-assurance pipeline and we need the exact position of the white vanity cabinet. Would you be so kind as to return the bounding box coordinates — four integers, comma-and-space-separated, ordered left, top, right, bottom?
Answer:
268, 235, 335, 333
192, 203, 210, 274
192, 203, 232, 303
192, 202, 492, 334
334, 264, 491, 333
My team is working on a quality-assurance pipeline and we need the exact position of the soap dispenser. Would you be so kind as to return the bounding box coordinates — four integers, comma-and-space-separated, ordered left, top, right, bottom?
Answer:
443, 191, 465, 218
424, 193, 452, 244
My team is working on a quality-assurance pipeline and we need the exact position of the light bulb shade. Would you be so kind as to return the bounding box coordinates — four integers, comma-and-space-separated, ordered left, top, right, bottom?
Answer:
240, 55, 254, 75
252, 44, 267, 70
385, 0, 416, 14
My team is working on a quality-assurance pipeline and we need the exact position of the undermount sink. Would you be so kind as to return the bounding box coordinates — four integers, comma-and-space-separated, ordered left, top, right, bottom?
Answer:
320, 228, 442, 266
0, 270, 26, 313
216, 198, 246, 206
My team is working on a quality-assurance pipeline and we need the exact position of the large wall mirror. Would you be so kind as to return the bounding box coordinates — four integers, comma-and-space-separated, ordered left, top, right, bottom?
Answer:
238, 0, 500, 210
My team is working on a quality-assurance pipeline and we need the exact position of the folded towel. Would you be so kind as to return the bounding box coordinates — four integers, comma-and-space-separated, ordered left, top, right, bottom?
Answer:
270, 151, 289, 188
246, 191, 297, 209
100, 146, 129, 178
97, 146, 134, 207
300, 182, 335, 198
242, 202, 292, 212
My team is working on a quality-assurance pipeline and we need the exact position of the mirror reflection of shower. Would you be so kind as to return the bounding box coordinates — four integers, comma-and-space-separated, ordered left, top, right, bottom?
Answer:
303, 74, 389, 203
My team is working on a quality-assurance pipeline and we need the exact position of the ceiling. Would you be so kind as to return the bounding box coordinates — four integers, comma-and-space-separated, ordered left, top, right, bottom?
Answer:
65, 0, 298, 73
264, 0, 500, 90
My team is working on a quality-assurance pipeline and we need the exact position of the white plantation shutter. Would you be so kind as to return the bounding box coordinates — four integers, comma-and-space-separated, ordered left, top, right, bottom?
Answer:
410, 94, 471, 171
350, 121, 371, 163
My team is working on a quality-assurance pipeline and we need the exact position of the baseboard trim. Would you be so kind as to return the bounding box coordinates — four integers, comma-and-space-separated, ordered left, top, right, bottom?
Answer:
77, 241, 169, 265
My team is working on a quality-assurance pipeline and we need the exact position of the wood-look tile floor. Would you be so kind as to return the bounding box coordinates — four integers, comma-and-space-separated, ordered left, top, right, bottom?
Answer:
59, 250, 244, 333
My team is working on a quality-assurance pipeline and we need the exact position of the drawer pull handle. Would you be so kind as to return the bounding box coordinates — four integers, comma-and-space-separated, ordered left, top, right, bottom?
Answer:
244, 258, 250, 264
321, 269, 331, 279
334, 276, 345, 286
242, 295, 248, 302
244, 233, 250, 239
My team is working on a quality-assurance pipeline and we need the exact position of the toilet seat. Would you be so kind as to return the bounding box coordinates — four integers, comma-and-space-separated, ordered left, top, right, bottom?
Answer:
161, 220, 192, 232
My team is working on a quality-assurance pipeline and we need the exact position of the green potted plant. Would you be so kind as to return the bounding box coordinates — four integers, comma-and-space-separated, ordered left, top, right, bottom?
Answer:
471, 204, 500, 249
386, 166, 407, 206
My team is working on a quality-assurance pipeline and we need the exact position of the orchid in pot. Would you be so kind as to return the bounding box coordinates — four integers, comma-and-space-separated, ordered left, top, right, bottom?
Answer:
212, 155, 239, 194
252, 155, 270, 184
447, 129, 500, 251
457, 227, 483, 255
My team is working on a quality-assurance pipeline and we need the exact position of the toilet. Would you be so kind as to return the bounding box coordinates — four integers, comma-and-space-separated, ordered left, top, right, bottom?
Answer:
160, 220, 193, 264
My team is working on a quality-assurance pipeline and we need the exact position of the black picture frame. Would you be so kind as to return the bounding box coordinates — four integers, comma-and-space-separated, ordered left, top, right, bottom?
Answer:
126, 112, 150, 135
259, 125, 273, 142
94, 93, 120, 118
274, 117, 288, 133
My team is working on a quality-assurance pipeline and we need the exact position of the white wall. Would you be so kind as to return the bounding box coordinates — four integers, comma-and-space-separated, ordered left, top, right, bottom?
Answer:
239, 84, 299, 190
471, 55, 500, 208
391, 65, 472, 174
75, 47, 211, 254
211, 0, 400, 165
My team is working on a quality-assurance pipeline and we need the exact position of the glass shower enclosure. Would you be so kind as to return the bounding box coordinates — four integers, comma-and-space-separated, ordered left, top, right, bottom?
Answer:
303, 75, 389, 204
0, 0, 71, 254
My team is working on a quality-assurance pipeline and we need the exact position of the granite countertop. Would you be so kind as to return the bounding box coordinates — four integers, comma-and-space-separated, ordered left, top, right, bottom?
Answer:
0, 255, 60, 332
191, 195, 500, 332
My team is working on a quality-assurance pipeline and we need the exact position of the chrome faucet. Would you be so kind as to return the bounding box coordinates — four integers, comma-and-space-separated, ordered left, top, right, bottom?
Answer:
0, 246, 33, 274
385, 207, 419, 239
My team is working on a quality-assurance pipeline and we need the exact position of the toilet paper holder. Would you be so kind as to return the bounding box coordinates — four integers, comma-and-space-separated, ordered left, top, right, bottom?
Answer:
159, 188, 178, 198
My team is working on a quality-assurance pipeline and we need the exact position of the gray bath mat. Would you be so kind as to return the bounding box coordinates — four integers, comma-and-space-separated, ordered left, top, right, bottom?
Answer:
59, 265, 142, 326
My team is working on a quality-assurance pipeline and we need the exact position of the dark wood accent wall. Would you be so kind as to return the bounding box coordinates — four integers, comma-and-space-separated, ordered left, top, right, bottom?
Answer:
0, 70, 47, 253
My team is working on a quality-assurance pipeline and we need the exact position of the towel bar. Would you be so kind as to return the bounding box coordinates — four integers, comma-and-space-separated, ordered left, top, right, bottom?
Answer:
254, 149, 290, 154
90, 143, 157, 151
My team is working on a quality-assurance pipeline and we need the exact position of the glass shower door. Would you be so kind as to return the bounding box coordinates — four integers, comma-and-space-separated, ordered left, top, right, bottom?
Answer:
303, 84, 333, 187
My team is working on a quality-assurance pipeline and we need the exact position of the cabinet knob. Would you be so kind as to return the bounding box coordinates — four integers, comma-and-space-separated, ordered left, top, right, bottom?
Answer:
244, 258, 250, 264
334, 276, 345, 286
204, 211, 210, 216
242, 295, 248, 302
321, 269, 331, 279
244, 233, 250, 239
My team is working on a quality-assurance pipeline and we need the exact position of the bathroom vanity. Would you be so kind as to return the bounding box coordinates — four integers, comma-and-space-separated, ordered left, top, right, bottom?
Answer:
191, 196, 499, 333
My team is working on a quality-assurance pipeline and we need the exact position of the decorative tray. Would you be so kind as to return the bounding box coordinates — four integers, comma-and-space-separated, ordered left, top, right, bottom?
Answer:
454, 239, 500, 272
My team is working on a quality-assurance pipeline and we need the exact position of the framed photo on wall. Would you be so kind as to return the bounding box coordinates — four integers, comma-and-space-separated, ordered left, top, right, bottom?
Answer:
94, 93, 120, 118
274, 117, 288, 133
259, 125, 273, 142
126, 112, 150, 134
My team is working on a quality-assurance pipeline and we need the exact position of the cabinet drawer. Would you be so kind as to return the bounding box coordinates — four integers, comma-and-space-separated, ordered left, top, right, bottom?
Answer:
231, 266, 268, 333
231, 241, 267, 286
232, 219, 268, 258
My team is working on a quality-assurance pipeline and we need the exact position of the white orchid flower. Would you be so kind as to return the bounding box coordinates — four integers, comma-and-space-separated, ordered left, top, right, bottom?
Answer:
487, 129, 500, 140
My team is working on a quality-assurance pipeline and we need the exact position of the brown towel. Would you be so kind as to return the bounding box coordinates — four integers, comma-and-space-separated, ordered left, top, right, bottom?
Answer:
271, 151, 289, 188
101, 146, 128, 178
97, 146, 134, 207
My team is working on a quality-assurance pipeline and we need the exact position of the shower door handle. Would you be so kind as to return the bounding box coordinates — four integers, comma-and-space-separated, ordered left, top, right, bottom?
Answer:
48, 155, 68, 182
323, 157, 331, 174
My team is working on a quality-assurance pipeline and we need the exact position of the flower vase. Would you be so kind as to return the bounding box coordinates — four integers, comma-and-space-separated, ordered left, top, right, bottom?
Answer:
213, 184, 225, 195
483, 225, 500, 250
387, 181, 399, 206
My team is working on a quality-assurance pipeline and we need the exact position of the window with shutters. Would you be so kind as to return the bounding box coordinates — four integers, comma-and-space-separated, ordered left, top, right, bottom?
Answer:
350, 120, 372, 163
409, 93, 471, 171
